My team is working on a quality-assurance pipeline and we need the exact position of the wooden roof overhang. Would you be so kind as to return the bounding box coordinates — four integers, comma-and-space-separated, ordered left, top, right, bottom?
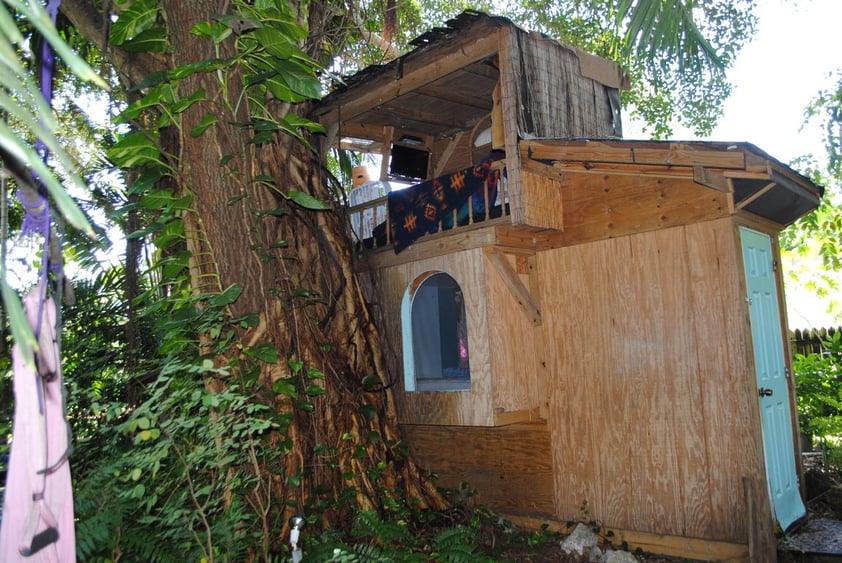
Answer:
521, 139, 824, 230
314, 13, 507, 150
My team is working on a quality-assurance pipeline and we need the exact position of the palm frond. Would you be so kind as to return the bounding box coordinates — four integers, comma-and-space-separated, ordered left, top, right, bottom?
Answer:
617, 0, 724, 73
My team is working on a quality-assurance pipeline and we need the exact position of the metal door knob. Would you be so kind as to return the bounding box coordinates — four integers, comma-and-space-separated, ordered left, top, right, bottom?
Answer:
758, 387, 773, 397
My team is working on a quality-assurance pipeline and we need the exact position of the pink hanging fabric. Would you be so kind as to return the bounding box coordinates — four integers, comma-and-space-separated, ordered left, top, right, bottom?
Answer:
0, 287, 75, 562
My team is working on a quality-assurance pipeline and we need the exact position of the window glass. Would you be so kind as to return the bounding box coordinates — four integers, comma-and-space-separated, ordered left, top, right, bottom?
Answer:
402, 272, 470, 392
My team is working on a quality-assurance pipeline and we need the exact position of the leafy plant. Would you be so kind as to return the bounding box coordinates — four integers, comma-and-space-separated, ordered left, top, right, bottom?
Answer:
794, 330, 842, 462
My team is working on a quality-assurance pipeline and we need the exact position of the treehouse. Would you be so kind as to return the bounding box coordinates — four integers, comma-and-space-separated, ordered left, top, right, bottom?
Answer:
313, 12, 823, 561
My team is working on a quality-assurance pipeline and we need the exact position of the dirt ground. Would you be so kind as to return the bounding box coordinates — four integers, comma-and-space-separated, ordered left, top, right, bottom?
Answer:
471, 466, 842, 562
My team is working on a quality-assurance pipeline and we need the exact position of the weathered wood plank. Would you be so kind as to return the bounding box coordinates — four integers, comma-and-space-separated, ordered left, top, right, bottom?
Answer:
626, 232, 683, 534
540, 239, 613, 527
558, 173, 729, 246
316, 29, 501, 127
484, 247, 541, 325
486, 248, 543, 415
505, 515, 750, 561
651, 227, 715, 539
685, 219, 774, 545
402, 423, 556, 517
523, 140, 748, 170
520, 170, 564, 230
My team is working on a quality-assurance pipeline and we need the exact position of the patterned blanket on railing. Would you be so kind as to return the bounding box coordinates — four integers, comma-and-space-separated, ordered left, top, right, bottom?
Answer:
379, 152, 503, 253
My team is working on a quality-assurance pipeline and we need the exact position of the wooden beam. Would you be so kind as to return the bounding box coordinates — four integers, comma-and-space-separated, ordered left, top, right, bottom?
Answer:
520, 157, 565, 182
693, 166, 731, 192
434, 131, 464, 177
493, 406, 543, 426
356, 220, 507, 271
523, 140, 748, 170
316, 29, 500, 127
735, 181, 776, 211
505, 515, 750, 561
484, 247, 541, 325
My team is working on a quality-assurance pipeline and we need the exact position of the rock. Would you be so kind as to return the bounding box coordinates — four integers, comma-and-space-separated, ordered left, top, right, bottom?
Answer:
560, 522, 599, 556
603, 549, 639, 563
588, 545, 603, 562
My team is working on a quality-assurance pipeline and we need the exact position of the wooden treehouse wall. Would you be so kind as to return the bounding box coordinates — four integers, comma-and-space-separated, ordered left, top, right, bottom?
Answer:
364, 216, 774, 546
539, 217, 770, 543
362, 246, 545, 427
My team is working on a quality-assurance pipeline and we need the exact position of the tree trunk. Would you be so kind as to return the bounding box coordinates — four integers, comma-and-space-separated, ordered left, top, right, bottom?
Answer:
157, 0, 444, 533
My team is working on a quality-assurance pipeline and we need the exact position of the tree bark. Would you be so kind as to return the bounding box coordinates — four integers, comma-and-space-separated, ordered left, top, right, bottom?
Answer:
68, 0, 444, 541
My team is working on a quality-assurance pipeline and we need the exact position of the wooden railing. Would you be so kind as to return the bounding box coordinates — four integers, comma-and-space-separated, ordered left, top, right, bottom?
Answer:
348, 162, 510, 250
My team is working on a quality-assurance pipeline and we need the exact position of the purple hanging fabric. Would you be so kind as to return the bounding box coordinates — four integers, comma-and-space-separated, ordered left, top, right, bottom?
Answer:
0, 288, 75, 561
0, 1, 75, 559
34, 0, 62, 168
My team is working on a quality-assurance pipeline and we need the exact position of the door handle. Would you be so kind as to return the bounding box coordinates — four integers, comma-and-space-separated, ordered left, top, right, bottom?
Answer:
758, 387, 773, 397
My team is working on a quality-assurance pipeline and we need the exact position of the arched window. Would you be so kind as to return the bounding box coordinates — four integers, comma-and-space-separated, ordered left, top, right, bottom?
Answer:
401, 271, 471, 392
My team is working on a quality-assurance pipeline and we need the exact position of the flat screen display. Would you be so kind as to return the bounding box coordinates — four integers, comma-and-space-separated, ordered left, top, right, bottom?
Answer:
389, 144, 430, 180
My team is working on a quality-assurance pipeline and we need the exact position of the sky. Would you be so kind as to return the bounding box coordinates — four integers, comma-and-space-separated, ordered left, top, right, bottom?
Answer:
700, 0, 839, 164
628, 0, 842, 330
627, 0, 839, 163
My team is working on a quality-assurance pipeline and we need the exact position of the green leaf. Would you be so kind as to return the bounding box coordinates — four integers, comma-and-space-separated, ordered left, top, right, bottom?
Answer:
253, 27, 294, 59
169, 58, 229, 80
191, 21, 232, 44
273, 59, 323, 99
0, 279, 34, 366
109, 0, 159, 46
361, 374, 382, 390
210, 284, 244, 307
264, 76, 306, 103
140, 189, 177, 210
121, 27, 168, 53
282, 112, 325, 134
191, 113, 218, 137
296, 401, 315, 413
288, 191, 330, 210
245, 342, 279, 364
128, 167, 165, 195
108, 131, 161, 168
154, 220, 185, 250
305, 384, 325, 397
306, 368, 324, 379
118, 83, 175, 121
271, 379, 298, 398
288, 358, 304, 374
172, 88, 206, 114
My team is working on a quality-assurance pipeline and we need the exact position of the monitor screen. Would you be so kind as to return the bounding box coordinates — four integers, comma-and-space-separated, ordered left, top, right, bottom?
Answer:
389, 144, 430, 180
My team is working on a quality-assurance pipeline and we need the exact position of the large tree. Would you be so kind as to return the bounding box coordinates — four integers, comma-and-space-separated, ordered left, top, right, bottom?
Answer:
8, 0, 754, 558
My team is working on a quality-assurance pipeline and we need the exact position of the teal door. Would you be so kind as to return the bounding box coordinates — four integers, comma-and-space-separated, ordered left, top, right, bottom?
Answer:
740, 227, 806, 530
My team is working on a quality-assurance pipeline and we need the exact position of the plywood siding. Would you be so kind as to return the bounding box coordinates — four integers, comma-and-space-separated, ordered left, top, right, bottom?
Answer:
540, 218, 766, 542
558, 173, 729, 246
361, 248, 494, 426
402, 422, 555, 517
485, 251, 546, 418
519, 170, 564, 230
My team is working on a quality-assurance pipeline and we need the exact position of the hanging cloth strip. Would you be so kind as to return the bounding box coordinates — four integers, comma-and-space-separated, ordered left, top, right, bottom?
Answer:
0, 287, 74, 562
0, 0, 76, 559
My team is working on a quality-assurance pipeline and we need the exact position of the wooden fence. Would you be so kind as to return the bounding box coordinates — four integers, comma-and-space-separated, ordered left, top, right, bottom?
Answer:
789, 326, 842, 357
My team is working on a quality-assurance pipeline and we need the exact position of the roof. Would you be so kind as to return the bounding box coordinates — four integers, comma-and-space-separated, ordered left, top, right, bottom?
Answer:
523, 138, 824, 227
314, 11, 628, 141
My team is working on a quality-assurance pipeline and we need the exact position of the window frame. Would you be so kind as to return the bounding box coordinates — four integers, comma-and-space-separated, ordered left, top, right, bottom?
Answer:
401, 271, 471, 392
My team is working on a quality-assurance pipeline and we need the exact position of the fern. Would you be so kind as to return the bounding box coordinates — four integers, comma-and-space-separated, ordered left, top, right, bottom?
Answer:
351, 509, 412, 546
431, 525, 495, 563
